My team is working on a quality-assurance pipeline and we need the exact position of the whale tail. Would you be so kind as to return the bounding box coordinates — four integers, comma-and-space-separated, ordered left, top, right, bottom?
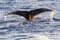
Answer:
4, 8, 54, 21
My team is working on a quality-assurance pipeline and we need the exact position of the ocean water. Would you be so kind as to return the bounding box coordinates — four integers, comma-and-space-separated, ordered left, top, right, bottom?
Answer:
0, 0, 60, 40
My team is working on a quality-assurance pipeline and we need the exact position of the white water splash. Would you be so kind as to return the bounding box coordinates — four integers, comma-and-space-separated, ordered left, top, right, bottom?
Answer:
50, 10, 55, 21
4, 16, 7, 21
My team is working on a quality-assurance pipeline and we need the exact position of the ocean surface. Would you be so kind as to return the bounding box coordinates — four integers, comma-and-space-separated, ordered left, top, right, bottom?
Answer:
0, 0, 60, 40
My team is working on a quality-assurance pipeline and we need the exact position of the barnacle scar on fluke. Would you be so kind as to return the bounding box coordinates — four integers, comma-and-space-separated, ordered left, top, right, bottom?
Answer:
4, 8, 54, 21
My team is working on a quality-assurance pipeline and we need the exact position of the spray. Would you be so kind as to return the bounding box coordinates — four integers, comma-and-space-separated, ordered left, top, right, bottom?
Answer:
4, 16, 7, 21
50, 10, 55, 21
4, 14, 8, 21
